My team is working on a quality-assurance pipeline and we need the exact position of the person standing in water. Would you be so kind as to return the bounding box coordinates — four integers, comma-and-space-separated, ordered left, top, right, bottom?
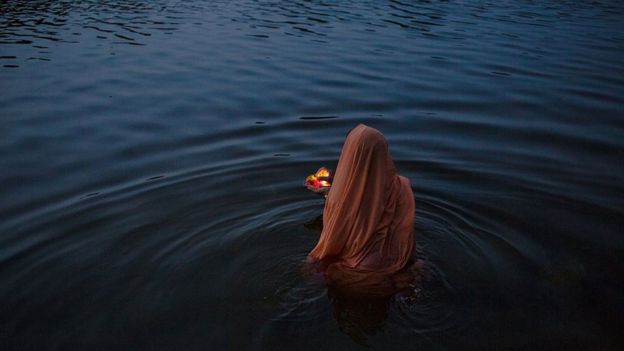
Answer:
307, 124, 418, 296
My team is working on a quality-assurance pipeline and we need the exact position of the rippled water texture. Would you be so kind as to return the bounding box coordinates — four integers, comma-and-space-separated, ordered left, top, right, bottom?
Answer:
1, 1, 623, 350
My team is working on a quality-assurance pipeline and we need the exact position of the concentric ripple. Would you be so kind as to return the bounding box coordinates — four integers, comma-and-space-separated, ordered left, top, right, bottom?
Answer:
1, 0, 624, 350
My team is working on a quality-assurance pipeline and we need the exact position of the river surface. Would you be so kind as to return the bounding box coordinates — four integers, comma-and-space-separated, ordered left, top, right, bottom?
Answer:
1, 1, 623, 350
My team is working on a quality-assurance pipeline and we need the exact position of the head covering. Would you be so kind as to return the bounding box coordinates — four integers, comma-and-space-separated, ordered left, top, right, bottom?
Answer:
308, 124, 416, 296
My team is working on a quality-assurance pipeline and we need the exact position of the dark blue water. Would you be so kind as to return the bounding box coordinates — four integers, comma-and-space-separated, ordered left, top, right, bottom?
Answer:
1, 1, 623, 350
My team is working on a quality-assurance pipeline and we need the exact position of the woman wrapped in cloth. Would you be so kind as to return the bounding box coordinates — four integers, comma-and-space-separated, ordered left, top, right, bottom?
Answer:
307, 124, 422, 297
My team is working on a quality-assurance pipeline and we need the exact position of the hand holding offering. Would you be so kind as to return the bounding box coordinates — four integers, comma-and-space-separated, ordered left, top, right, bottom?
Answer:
304, 167, 333, 196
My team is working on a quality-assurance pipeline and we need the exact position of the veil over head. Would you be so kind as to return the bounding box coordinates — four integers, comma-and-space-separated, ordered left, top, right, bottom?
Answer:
308, 124, 416, 295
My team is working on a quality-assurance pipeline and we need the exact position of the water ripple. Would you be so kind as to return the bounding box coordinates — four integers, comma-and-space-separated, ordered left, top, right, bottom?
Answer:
1, 0, 624, 350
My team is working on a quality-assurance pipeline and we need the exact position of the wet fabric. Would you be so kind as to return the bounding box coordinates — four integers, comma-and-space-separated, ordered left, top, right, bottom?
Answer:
308, 124, 416, 296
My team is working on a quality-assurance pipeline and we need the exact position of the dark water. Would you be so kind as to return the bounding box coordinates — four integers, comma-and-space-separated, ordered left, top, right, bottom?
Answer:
1, 0, 623, 350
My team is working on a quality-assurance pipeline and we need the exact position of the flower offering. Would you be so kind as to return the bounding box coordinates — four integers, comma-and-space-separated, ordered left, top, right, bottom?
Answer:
304, 167, 333, 194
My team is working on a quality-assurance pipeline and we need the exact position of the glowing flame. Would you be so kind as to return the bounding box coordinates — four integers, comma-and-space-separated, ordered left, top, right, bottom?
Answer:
315, 167, 330, 178
305, 167, 333, 189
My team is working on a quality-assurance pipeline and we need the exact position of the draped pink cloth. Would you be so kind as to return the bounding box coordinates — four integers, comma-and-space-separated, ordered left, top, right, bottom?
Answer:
308, 124, 416, 295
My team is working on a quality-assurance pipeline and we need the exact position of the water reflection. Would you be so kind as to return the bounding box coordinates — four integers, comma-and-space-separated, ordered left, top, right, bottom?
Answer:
0, 0, 181, 50
302, 210, 435, 346
329, 288, 389, 346
0, 1, 70, 45
1, 0, 623, 349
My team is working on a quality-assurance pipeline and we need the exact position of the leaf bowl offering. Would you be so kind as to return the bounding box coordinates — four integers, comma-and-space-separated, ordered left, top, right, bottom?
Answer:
304, 167, 333, 195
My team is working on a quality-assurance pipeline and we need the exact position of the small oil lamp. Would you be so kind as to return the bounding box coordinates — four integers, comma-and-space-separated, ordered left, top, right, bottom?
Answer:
304, 167, 333, 195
